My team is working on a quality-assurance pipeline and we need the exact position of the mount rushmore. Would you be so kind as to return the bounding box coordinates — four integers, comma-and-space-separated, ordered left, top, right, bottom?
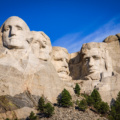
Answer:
0, 16, 120, 119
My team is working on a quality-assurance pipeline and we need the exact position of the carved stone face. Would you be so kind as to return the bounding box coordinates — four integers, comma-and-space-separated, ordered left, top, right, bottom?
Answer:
1, 16, 30, 49
83, 48, 105, 75
80, 42, 113, 81
52, 47, 70, 80
31, 31, 52, 61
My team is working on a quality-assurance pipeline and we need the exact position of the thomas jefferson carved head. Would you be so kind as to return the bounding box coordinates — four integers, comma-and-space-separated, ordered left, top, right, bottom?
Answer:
31, 31, 52, 61
51, 47, 71, 81
1, 16, 30, 49
81, 42, 113, 80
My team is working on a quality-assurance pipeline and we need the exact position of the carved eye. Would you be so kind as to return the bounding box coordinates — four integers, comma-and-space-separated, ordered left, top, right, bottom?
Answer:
43, 40, 47, 44
85, 57, 89, 62
66, 59, 69, 63
3, 27, 9, 32
93, 56, 100, 60
57, 58, 62, 61
16, 25, 22, 30
34, 41, 39, 44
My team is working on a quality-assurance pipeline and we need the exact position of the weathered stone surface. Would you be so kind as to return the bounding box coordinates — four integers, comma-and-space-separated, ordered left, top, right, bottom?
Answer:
96, 73, 120, 105
0, 16, 67, 119
31, 31, 52, 61
51, 47, 74, 95
103, 35, 120, 74
1, 16, 30, 49
0, 107, 37, 120
70, 41, 120, 105
0, 16, 120, 119
39, 106, 107, 120
103, 35, 118, 43
70, 42, 113, 81
69, 52, 80, 64
116, 33, 120, 40
0, 16, 64, 102
69, 52, 82, 80
51, 47, 71, 81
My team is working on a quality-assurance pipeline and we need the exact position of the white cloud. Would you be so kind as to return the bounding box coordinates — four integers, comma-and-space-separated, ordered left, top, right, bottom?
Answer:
53, 16, 120, 53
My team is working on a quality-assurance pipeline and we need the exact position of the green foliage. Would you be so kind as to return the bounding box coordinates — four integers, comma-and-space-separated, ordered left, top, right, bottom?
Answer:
91, 89, 102, 104
81, 93, 88, 99
109, 92, 120, 120
58, 89, 72, 107
86, 96, 94, 106
28, 111, 37, 120
38, 96, 54, 118
78, 99, 87, 111
5, 118, 18, 120
90, 89, 109, 114
76, 99, 79, 105
115, 92, 120, 113
44, 103, 54, 117
97, 101, 109, 114
38, 96, 45, 112
6, 119, 10, 120
85, 89, 109, 115
74, 83, 80, 96
109, 106, 117, 120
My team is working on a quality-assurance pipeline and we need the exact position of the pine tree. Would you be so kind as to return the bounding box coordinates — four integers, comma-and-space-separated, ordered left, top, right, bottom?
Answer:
90, 89, 102, 110
38, 96, 45, 112
98, 101, 109, 114
74, 83, 80, 96
115, 92, 120, 113
6, 119, 10, 120
91, 89, 102, 104
28, 111, 37, 120
58, 89, 72, 107
86, 95, 94, 106
110, 92, 120, 120
78, 99, 87, 111
44, 103, 54, 117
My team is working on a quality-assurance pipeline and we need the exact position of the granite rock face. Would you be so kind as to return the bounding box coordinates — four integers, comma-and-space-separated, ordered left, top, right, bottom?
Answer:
51, 47, 71, 81
0, 16, 64, 102
0, 16, 67, 119
0, 16, 120, 119
69, 34, 120, 105
51, 47, 74, 95
103, 34, 120, 74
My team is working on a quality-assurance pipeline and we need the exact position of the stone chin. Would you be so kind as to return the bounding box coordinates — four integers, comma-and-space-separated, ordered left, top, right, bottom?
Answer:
38, 52, 50, 61
88, 70, 100, 75
5, 42, 27, 49
85, 72, 101, 81
3, 35, 29, 49
58, 73, 71, 81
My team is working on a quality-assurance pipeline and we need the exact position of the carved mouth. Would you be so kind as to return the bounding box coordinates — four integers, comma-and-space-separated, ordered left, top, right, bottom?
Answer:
9, 37, 17, 40
58, 70, 68, 74
89, 68, 96, 73
59, 71, 67, 74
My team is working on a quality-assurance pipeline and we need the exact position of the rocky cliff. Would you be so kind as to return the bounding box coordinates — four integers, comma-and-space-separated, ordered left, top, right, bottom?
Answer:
0, 16, 120, 119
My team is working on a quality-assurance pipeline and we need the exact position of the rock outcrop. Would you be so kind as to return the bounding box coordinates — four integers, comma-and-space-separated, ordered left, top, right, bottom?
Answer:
0, 16, 120, 119
69, 34, 120, 105
51, 47, 71, 81
0, 16, 68, 119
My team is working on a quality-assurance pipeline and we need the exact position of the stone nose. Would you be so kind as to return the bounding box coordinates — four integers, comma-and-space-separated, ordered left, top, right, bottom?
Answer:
42, 43, 46, 48
40, 40, 46, 48
89, 57, 94, 67
62, 59, 68, 68
10, 26, 16, 36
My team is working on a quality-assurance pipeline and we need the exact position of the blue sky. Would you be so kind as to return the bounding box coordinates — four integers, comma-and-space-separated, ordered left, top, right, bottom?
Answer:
0, 0, 120, 53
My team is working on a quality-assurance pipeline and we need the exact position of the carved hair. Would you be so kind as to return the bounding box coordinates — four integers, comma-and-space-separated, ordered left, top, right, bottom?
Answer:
81, 42, 112, 71
1, 16, 30, 33
52, 47, 68, 54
